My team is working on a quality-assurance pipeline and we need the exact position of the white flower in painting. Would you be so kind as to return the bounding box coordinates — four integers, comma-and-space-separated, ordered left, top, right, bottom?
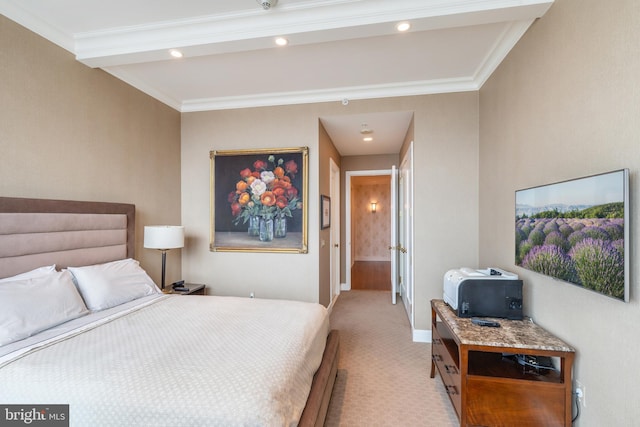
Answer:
250, 179, 267, 196
260, 171, 275, 184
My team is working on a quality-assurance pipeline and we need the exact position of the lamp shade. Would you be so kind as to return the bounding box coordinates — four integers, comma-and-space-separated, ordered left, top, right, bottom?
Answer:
144, 226, 184, 250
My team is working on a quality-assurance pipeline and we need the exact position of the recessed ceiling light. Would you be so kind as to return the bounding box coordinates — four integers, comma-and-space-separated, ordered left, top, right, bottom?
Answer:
169, 49, 183, 58
396, 22, 411, 32
275, 37, 288, 46
363, 137, 373, 142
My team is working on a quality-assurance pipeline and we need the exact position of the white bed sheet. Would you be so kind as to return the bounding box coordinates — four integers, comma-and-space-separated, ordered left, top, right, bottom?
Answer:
0, 294, 163, 363
0, 295, 330, 427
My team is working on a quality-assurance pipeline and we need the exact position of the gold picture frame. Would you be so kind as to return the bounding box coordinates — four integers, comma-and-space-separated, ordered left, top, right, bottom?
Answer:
210, 147, 308, 253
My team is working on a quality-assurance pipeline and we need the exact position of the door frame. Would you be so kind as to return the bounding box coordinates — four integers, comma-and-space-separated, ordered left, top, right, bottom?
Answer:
399, 142, 415, 328
329, 158, 341, 306
345, 169, 394, 292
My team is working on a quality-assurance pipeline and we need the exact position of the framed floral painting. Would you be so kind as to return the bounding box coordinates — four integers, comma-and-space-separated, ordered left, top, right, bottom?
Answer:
210, 147, 308, 253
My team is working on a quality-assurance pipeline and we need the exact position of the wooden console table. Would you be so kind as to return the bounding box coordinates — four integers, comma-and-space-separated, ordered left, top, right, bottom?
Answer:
431, 299, 575, 426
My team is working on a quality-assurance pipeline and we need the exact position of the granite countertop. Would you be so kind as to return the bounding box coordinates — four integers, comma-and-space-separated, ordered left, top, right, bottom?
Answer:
432, 299, 575, 353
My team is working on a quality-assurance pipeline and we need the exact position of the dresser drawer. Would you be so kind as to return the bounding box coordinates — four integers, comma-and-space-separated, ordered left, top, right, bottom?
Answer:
432, 329, 461, 416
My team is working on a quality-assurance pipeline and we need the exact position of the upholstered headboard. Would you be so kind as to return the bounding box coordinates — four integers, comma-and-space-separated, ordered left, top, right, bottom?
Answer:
0, 197, 135, 279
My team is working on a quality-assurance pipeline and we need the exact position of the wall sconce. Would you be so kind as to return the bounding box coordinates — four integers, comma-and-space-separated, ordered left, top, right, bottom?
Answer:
370, 202, 377, 213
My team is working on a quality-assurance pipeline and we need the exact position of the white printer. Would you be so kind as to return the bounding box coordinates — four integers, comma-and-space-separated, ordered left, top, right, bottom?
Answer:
443, 267, 523, 319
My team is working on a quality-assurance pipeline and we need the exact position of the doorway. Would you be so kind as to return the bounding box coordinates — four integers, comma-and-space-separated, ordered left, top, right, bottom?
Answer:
345, 171, 395, 297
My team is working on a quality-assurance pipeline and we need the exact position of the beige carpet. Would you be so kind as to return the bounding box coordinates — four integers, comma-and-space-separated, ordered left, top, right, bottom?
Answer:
325, 290, 458, 426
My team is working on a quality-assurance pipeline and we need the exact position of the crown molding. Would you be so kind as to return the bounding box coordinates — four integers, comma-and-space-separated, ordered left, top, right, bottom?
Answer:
473, 19, 534, 87
103, 68, 183, 111
0, 1, 75, 53
179, 77, 480, 112
106, 66, 481, 113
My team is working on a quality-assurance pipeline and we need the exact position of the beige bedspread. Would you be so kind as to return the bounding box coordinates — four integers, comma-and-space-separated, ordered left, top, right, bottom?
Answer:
0, 295, 330, 427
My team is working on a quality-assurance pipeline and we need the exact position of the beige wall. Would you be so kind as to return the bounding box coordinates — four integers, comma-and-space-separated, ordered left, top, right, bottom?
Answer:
410, 93, 479, 329
181, 105, 322, 303
0, 16, 183, 285
181, 94, 479, 328
318, 121, 341, 306
479, 0, 640, 425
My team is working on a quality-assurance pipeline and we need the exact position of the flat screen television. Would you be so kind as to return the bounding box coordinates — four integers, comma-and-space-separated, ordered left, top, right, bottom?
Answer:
515, 169, 629, 302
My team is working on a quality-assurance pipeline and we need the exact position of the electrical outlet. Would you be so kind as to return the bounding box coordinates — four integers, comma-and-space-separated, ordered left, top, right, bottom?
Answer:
575, 380, 586, 407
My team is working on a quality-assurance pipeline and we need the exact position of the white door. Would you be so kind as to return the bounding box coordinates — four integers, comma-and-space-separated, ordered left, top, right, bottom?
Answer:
329, 158, 341, 303
390, 165, 398, 304
399, 144, 414, 325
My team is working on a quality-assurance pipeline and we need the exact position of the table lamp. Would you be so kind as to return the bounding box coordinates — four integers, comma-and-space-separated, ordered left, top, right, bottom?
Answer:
144, 225, 184, 291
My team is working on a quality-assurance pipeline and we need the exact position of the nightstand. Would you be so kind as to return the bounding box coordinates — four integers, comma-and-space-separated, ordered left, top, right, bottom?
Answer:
173, 283, 206, 295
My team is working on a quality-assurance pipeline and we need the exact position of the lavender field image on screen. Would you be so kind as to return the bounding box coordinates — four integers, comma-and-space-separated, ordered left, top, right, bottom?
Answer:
515, 170, 629, 301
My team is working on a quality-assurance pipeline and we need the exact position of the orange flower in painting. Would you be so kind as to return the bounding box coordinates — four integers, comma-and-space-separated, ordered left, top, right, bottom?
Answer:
229, 154, 302, 228
261, 191, 276, 207
238, 192, 250, 205
236, 181, 248, 192
276, 196, 288, 209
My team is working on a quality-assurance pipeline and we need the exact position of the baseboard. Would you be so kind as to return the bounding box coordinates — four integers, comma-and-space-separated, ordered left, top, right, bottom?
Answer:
413, 328, 431, 343
327, 294, 338, 314
340, 282, 350, 291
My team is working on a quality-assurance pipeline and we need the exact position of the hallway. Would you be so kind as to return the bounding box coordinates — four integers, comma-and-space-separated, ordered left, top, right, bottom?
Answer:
325, 290, 458, 426
350, 261, 390, 291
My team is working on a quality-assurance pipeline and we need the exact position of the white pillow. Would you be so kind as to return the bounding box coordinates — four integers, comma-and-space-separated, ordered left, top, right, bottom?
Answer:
0, 270, 89, 346
0, 264, 56, 283
67, 258, 159, 311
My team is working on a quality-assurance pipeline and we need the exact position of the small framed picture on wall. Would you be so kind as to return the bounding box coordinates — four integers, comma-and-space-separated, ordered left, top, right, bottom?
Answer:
321, 195, 331, 229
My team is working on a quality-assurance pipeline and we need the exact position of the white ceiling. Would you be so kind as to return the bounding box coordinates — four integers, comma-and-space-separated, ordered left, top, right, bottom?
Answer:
0, 0, 553, 155
320, 111, 414, 156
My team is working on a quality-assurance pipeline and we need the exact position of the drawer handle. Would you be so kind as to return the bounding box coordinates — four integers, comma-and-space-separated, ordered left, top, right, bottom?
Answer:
445, 385, 459, 395
432, 338, 442, 345
444, 364, 458, 375
432, 354, 443, 362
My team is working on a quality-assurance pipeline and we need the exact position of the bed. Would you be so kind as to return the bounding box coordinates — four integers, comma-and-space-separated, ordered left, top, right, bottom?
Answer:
0, 197, 339, 427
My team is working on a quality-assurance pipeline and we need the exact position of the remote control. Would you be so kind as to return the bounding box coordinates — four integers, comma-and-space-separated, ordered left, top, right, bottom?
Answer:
174, 287, 189, 292
471, 318, 501, 327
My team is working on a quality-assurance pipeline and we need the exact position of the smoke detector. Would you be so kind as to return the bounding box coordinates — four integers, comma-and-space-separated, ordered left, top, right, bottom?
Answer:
257, 0, 277, 10
360, 123, 373, 135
